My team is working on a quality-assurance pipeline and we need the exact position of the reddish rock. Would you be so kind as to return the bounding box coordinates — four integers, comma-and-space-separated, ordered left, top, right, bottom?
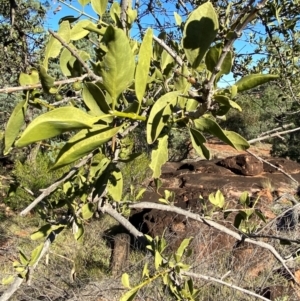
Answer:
218, 154, 264, 176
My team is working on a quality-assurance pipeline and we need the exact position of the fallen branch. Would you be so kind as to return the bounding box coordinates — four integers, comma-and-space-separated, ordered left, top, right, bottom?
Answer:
246, 149, 298, 184
129, 202, 297, 283
182, 271, 270, 301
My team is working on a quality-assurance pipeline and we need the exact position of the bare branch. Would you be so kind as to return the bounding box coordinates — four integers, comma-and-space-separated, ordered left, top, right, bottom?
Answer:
248, 126, 300, 144
153, 35, 183, 67
100, 202, 147, 246
0, 75, 88, 94
129, 202, 297, 283
20, 153, 94, 216
246, 149, 298, 184
182, 271, 270, 301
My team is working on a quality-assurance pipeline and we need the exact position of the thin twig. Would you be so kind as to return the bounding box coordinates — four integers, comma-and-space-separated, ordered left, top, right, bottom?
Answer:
153, 35, 183, 67
48, 29, 101, 82
248, 126, 300, 144
0, 75, 88, 94
20, 153, 94, 216
129, 202, 297, 283
246, 149, 298, 184
182, 271, 270, 301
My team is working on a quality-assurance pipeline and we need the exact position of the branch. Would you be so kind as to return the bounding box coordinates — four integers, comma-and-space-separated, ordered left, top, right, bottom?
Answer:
48, 29, 101, 82
182, 271, 270, 301
0, 232, 56, 301
0, 75, 88, 94
248, 126, 300, 144
129, 202, 297, 283
246, 149, 298, 184
100, 202, 147, 246
153, 35, 183, 67
20, 153, 94, 216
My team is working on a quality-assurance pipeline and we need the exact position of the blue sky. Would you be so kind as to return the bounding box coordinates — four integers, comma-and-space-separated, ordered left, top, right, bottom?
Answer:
45, 0, 263, 87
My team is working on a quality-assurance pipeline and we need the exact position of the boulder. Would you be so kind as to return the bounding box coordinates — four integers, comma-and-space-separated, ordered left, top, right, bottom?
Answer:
218, 154, 263, 176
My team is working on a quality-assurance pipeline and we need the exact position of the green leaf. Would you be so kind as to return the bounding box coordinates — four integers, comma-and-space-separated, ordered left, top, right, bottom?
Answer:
234, 212, 247, 229
175, 238, 193, 262
53, 125, 120, 169
239, 191, 250, 205
70, 19, 92, 40
30, 225, 64, 241
161, 50, 175, 73
29, 243, 43, 266
107, 168, 123, 202
155, 250, 163, 269
142, 263, 149, 278
121, 273, 131, 289
78, 0, 90, 6
214, 95, 242, 111
91, 0, 108, 16
100, 26, 135, 108
120, 287, 139, 301
74, 219, 84, 242
235, 74, 279, 92
174, 12, 182, 26
60, 46, 74, 77
43, 21, 71, 70
149, 135, 168, 178
81, 203, 94, 220
4, 100, 27, 154
255, 209, 266, 223
15, 107, 97, 147
19, 69, 39, 86
135, 28, 153, 104
182, 2, 218, 69
18, 249, 28, 265
231, 85, 238, 98
194, 117, 249, 151
82, 82, 111, 115
2, 276, 14, 285
39, 65, 57, 94
209, 190, 225, 208
147, 91, 179, 144
189, 128, 210, 159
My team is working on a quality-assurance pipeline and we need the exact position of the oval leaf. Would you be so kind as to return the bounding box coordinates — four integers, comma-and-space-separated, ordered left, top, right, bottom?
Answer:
182, 2, 218, 69
189, 128, 210, 159
15, 107, 97, 147
4, 100, 28, 154
100, 26, 135, 107
81, 203, 94, 220
149, 135, 168, 178
194, 117, 249, 151
19, 69, 39, 86
147, 91, 180, 144
91, 0, 108, 16
53, 125, 120, 169
235, 74, 279, 92
70, 19, 92, 41
135, 28, 153, 104
29, 243, 44, 266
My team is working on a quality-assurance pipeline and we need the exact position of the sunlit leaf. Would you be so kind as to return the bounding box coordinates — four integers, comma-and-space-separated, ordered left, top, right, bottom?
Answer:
15, 107, 98, 147
182, 2, 218, 69
149, 135, 168, 178
4, 100, 28, 154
